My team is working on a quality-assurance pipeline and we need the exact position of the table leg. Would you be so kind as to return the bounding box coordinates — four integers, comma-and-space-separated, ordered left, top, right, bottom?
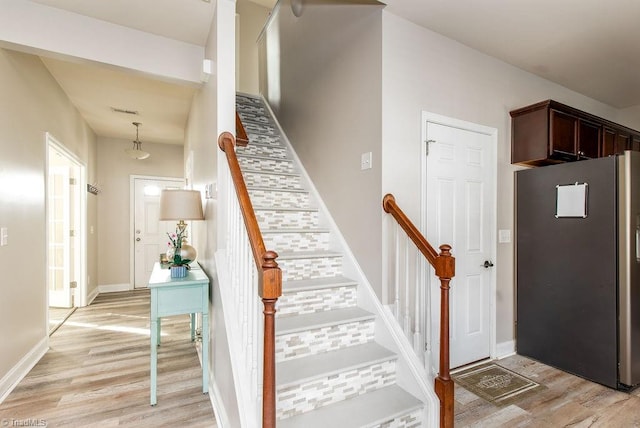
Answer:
202, 311, 209, 395
150, 317, 158, 406
190, 313, 196, 342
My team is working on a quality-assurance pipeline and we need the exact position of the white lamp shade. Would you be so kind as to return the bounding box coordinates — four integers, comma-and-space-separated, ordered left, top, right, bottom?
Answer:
159, 189, 204, 220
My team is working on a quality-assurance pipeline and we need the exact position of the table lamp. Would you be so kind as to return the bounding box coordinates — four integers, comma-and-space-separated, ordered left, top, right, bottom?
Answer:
159, 189, 204, 263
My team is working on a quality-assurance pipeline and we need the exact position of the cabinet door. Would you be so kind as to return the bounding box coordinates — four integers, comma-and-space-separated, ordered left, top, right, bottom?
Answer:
603, 128, 616, 156
616, 131, 631, 154
550, 109, 577, 159
632, 134, 640, 152
577, 119, 601, 159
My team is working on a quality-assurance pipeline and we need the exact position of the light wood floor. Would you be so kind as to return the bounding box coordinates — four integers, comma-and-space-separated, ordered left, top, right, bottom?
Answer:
0, 290, 216, 427
455, 354, 640, 427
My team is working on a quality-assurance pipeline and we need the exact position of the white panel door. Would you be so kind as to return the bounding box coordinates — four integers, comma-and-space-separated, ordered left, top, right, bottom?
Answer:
133, 178, 184, 288
425, 118, 496, 370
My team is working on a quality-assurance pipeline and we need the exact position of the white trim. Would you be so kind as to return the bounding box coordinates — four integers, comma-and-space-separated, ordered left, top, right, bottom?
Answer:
128, 175, 184, 289
420, 112, 499, 370
496, 340, 516, 359
86, 286, 100, 305
0, 336, 48, 404
210, 378, 231, 428
98, 283, 131, 293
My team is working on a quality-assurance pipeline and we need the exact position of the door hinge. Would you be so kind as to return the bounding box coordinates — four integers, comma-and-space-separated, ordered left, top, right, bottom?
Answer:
69, 229, 75, 237
69, 177, 77, 185
70, 281, 78, 289
425, 139, 436, 156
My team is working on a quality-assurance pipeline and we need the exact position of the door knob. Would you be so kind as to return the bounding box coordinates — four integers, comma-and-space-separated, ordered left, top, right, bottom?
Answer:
136, 237, 141, 242
483, 260, 494, 268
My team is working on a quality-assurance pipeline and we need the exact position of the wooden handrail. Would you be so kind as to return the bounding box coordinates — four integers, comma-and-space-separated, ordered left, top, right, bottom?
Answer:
382, 193, 455, 428
218, 130, 282, 428
236, 112, 249, 147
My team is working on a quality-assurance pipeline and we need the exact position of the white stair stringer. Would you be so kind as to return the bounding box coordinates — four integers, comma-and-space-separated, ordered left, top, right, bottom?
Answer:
235, 92, 437, 427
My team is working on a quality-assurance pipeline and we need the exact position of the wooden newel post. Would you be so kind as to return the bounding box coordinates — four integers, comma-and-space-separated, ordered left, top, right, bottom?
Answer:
261, 250, 282, 428
434, 244, 455, 428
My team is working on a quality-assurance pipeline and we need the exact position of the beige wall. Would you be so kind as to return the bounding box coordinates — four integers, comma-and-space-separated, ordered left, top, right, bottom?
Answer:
380, 11, 622, 346
0, 49, 97, 384
96, 138, 183, 287
259, 1, 385, 294
237, 0, 270, 95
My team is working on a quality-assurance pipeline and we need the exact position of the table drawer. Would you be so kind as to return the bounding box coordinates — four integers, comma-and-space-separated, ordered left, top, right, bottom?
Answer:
155, 285, 204, 316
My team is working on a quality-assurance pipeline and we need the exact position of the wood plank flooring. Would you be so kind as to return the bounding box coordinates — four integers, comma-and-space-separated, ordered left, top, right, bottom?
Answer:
455, 354, 640, 427
0, 290, 216, 427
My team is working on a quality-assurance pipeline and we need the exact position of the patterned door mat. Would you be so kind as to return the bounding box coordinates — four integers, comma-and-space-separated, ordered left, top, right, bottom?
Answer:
452, 363, 546, 407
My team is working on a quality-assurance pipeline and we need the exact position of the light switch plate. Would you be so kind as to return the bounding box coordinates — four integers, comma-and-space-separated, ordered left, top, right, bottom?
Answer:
0, 227, 7, 246
498, 229, 511, 244
361, 152, 372, 170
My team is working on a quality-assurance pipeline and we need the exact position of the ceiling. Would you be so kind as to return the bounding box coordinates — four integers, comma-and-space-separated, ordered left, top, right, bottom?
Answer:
23, 0, 640, 146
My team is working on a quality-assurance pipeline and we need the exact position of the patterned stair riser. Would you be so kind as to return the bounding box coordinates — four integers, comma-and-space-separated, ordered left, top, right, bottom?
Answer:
236, 95, 263, 107
238, 111, 271, 125
243, 171, 303, 190
263, 231, 329, 252
236, 103, 266, 115
238, 156, 296, 174
275, 319, 374, 362
247, 133, 282, 146
255, 209, 318, 230
237, 144, 288, 159
277, 359, 397, 420
250, 190, 312, 209
277, 285, 357, 316
278, 256, 343, 282
245, 122, 277, 136
370, 410, 422, 428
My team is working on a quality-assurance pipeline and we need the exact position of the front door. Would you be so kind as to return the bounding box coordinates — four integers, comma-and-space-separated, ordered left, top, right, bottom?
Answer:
133, 177, 184, 288
423, 113, 496, 370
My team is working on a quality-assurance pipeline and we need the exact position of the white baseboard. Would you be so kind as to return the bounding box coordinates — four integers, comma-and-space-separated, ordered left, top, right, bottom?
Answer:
0, 336, 49, 404
496, 340, 516, 359
98, 283, 131, 293
210, 379, 230, 428
86, 286, 100, 305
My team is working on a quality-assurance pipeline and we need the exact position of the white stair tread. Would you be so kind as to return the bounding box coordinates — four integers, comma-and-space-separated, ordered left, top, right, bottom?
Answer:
277, 250, 342, 260
277, 306, 374, 335
263, 228, 329, 235
247, 185, 307, 194
237, 153, 290, 161
283, 276, 357, 292
277, 341, 395, 386
242, 168, 300, 177
254, 206, 318, 213
278, 385, 423, 428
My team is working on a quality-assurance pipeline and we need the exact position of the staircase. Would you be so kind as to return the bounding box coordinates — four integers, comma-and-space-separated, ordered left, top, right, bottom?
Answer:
235, 93, 427, 427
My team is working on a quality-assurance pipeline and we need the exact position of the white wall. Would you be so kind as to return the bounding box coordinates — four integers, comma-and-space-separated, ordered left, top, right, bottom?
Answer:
259, 1, 386, 294
96, 138, 183, 287
0, 48, 97, 394
381, 11, 623, 345
184, 0, 240, 424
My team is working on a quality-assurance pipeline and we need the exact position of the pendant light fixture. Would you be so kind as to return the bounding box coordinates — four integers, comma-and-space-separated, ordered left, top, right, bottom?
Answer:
125, 122, 150, 160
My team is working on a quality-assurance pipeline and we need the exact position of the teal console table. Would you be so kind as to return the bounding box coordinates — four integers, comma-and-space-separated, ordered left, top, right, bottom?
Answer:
148, 262, 209, 406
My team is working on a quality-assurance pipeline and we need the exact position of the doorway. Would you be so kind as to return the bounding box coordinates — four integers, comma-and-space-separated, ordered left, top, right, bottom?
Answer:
46, 134, 86, 333
130, 176, 184, 288
421, 112, 497, 372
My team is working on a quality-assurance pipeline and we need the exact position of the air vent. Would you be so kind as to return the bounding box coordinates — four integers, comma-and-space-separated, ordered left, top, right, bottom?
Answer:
111, 107, 139, 115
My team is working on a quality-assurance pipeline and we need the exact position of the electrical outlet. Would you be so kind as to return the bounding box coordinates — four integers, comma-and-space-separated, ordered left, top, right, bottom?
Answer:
361, 152, 372, 170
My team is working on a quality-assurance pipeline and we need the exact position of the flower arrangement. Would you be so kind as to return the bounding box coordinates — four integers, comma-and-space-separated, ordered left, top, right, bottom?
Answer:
166, 229, 192, 268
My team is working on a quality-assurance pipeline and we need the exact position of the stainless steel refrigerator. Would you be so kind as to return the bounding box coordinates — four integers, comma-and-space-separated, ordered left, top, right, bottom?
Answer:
516, 151, 640, 390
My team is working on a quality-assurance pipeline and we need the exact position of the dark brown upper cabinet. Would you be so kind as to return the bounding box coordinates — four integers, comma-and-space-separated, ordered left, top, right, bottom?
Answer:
511, 100, 640, 166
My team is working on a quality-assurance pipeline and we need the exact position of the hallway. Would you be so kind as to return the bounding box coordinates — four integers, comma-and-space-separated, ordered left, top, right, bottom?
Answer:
0, 290, 216, 427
